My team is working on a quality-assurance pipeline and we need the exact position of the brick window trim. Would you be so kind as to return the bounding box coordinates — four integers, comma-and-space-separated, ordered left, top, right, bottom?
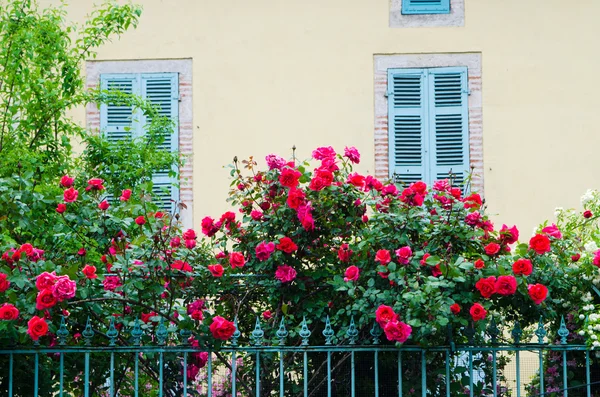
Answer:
86, 59, 194, 229
373, 53, 483, 194
390, 0, 465, 28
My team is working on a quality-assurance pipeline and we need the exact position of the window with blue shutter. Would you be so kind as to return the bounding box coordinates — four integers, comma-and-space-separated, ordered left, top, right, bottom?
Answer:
100, 72, 180, 212
388, 67, 469, 186
402, 0, 450, 14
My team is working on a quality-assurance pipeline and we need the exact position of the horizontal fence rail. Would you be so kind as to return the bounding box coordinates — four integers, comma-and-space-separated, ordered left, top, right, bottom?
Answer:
0, 316, 598, 396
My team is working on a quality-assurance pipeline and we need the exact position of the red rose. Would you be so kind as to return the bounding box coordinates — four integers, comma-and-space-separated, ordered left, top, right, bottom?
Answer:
135, 216, 146, 226
262, 310, 272, 320
512, 258, 533, 276
36, 289, 57, 310
528, 284, 548, 305
338, 244, 353, 263
383, 320, 412, 343
255, 241, 275, 261
286, 188, 306, 210
0, 273, 10, 292
60, 175, 74, 188
56, 203, 66, 214
571, 253, 581, 262
344, 146, 360, 164
484, 243, 501, 256
276, 237, 298, 254
82, 265, 97, 279
141, 312, 158, 324
529, 234, 551, 254
103, 276, 122, 291
209, 316, 236, 340
297, 203, 315, 231
584, 210, 593, 219
27, 316, 48, 341
474, 259, 485, 269
63, 187, 78, 203
500, 224, 519, 244
347, 173, 366, 188
375, 305, 397, 327
0, 304, 19, 320
463, 193, 482, 209
469, 303, 487, 321
375, 249, 391, 265
171, 260, 192, 272
410, 181, 427, 195
183, 229, 197, 240
170, 237, 181, 248
229, 252, 245, 269
36, 272, 57, 291
279, 167, 302, 188
208, 264, 224, 277
86, 178, 105, 191
475, 276, 496, 298
344, 266, 360, 282
98, 200, 110, 211
495, 275, 517, 296
541, 224, 562, 239
120, 189, 132, 201
185, 239, 196, 249
275, 265, 297, 283
450, 303, 461, 315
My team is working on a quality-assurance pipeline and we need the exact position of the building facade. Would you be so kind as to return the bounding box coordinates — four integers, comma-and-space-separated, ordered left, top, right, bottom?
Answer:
55, 0, 598, 234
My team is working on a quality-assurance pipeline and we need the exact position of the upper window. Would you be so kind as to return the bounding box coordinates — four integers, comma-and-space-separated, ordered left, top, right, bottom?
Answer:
100, 72, 179, 212
387, 67, 469, 187
402, 0, 450, 14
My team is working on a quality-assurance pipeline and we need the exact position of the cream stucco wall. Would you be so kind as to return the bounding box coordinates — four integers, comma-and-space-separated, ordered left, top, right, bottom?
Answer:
49, 0, 600, 236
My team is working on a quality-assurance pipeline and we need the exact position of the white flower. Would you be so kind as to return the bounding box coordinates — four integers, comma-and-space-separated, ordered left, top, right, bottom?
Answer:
580, 314, 586, 320
581, 189, 595, 205
579, 330, 586, 336
554, 207, 564, 217
586, 241, 599, 253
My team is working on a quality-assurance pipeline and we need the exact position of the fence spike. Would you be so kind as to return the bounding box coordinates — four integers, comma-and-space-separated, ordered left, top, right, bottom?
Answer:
251, 316, 264, 346
299, 317, 311, 346
276, 317, 289, 346
370, 321, 382, 345
487, 317, 500, 344
179, 328, 192, 345
346, 316, 359, 345
82, 317, 95, 346
511, 321, 522, 344
231, 317, 241, 347
156, 317, 168, 345
57, 316, 69, 346
558, 315, 569, 344
464, 322, 475, 345
322, 316, 334, 345
131, 318, 143, 346
535, 316, 547, 344
107, 317, 119, 347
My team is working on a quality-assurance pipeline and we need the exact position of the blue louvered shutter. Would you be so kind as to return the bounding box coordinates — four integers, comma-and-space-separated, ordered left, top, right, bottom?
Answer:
100, 74, 140, 142
402, 0, 450, 14
387, 69, 429, 186
141, 73, 179, 213
428, 67, 469, 187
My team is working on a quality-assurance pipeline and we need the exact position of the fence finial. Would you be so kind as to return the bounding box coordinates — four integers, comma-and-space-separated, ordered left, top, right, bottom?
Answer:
57, 316, 69, 346
346, 316, 359, 345
299, 317, 311, 346
276, 317, 288, 346
156, 317, 168, 346
370, 322, 382, 345
487, 317, 499, 344
107, 317, 119, 347
535, 316, 547, 344
322, 316, 334, 345
251, 316, 264, 346
231, 317, 241, 347
558, 315, 569, 345
131, 318, 143, 346
511, 321, 522, 344
82, 317, 94, 346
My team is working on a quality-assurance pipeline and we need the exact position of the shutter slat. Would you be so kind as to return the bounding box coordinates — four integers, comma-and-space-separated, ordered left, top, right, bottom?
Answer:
100, 75, 138, 141
402, 0, 450, 14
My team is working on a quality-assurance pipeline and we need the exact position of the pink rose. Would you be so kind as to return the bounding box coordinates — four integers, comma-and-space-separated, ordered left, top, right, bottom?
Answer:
297, 203, 315, 231
265, 154, 287, 170
208, 264, 224, 277
375, 305, 397, 327
52, 275, 77, 301
484, 242, 501, 256
56, 203, 66, 214
85, 178, 105, 191
255, 241, 275, 261
375, 249, 391, 265
542, 224, 562, 239
210, 316, 236, 341
229, 252, 246, 269
183, 229, 197, 240
338, 244, 353, 263
343, 146, 360, 164
384, 320, 412, 343
103, 276, 122, 292
60, 175, 74, 188
120, 189, 132, 201
0, 273, 10, 292
312, 146, 336, 160
279, 167, 302, 188
185, 239, 196, 249
344, 266, 360, 282
275, 265, 297, 283
500, 224, 519, 244
395, 246, 413, 265
63, 187, 78, 203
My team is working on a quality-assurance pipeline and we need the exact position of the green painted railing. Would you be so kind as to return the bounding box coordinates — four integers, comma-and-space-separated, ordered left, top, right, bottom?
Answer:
0, 315, 597, 396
